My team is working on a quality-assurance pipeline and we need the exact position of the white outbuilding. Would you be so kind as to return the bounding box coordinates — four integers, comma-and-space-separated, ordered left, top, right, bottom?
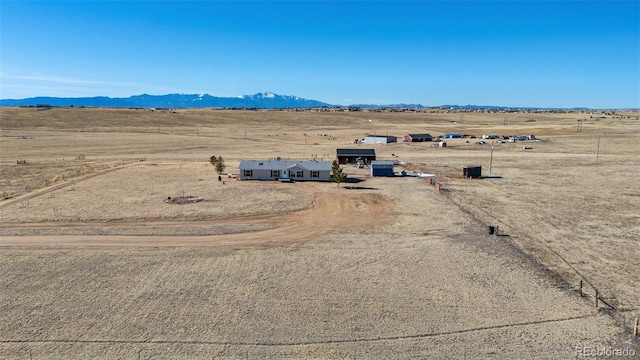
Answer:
363, 135, 397, 145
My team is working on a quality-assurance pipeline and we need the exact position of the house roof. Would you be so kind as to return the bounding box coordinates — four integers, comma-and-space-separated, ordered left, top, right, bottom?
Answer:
365, 135, 397, 139
336, 148, 376, 156
239, 160, 332, 171
371, 160, 395, 167
406, 133, 433, 138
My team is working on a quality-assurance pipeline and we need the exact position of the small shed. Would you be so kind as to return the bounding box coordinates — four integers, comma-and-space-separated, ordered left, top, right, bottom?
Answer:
370, 160, 395, 177
463, 165, 482, 179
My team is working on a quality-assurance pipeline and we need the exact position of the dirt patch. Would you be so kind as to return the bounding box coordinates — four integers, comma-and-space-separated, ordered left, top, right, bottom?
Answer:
164, 195, 204, 204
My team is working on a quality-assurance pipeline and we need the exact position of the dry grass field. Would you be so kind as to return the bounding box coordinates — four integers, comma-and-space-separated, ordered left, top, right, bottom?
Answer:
1, 107, 639, 359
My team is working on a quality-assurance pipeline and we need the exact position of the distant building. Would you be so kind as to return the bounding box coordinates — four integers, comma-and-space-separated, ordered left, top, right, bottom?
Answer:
363, 135, 397, 144
336, 148, 376, 164
444, 133, 463, 138
238, 160, 331, 181
403, 133, 433, 142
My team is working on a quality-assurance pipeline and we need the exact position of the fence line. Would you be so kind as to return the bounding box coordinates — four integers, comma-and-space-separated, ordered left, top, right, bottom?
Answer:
579, 281, 615, 310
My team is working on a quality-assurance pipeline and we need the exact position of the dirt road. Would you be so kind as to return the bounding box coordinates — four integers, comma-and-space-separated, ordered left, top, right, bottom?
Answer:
0, 182, 394, 248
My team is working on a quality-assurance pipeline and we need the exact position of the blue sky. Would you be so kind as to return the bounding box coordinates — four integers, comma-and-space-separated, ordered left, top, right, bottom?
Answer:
1, 1, 638, 108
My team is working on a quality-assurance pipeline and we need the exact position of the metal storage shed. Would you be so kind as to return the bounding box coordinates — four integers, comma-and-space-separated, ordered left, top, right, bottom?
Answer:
463, 165, 482, 179
370, 160, 395, 177
363, 135, 397, 144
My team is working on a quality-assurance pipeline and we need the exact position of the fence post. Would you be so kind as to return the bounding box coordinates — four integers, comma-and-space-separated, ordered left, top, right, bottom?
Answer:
634, 318, 638, 337
595, 289, 599, 308
579, 280, 583, 297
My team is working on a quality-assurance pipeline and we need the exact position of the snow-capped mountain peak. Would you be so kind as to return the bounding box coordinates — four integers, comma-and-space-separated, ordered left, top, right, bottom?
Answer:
0, 92, 333, 109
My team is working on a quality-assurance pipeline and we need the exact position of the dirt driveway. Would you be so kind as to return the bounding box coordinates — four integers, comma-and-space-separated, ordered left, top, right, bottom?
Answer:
0, 182, 394, 248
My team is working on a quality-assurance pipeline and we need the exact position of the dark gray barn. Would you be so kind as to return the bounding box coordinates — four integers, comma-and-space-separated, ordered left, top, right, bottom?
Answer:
336, 148, 376, 164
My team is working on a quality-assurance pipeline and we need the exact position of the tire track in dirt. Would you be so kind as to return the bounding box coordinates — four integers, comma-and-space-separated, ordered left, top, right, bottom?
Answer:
0, 183, 395, 248
0, 314, 596, 346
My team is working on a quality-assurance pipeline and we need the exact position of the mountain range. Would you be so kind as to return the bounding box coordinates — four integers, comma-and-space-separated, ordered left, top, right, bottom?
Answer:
0, 92, 600, 110
0, 92, 332, 109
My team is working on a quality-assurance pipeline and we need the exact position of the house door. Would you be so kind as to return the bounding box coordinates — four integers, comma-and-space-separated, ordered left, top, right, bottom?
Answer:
281, 170, 289, 179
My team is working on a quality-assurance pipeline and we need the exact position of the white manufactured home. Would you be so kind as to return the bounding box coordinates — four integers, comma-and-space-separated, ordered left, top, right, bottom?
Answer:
238, 160, 332, 181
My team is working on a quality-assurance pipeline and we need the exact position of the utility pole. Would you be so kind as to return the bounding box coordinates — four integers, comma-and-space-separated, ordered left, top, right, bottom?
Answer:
489, 140, 495, 175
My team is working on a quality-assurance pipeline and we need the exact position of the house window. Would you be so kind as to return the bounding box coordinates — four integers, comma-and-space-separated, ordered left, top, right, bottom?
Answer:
243, 170, 253, 177
291, 170, 304, 178
271, 170, 279, 178
311, 171, 319, 178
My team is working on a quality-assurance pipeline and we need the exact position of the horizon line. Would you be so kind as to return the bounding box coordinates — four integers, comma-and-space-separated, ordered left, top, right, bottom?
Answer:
0, 92, 638, 111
